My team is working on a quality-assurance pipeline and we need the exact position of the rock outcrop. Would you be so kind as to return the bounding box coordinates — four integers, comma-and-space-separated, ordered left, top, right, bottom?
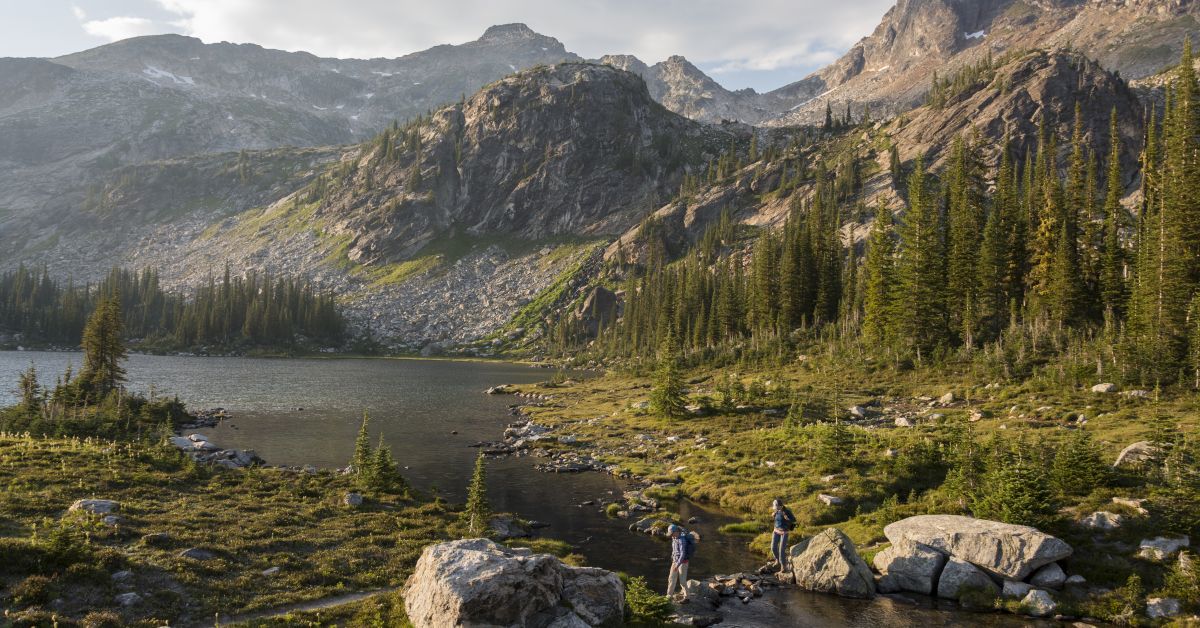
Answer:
790, 528, 876, 599
402, 539, 624, 628
884, 515, 1072, 580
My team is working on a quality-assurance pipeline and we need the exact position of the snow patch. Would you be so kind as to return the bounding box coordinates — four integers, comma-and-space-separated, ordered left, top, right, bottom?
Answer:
335, 104, 344, 109
413, 82, 421, 85
226, 114, 234, 121
142, 65, 195, 86
364, 92, 375, 99
371, 71, 393, 77
509, 64, 516, 71
312, 105, 327, 110
965, 30, 986, 40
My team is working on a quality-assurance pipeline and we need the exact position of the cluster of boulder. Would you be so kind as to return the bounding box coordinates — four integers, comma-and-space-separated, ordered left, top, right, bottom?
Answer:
167, 433, 262, 469
789, 515, 1078, 618
402, 539, 624, 628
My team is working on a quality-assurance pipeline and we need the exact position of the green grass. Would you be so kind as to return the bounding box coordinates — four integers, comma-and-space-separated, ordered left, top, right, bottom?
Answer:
0, 433, 454, 627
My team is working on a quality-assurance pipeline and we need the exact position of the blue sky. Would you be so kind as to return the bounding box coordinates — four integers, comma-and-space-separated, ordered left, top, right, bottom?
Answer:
3, 0, 895, 92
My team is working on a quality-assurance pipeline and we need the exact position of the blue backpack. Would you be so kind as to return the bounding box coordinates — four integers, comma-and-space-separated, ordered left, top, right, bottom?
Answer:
681, 532, 698, 560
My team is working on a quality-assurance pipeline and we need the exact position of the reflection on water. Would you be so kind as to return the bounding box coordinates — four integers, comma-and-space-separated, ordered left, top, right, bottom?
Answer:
0, 352, 1056, 626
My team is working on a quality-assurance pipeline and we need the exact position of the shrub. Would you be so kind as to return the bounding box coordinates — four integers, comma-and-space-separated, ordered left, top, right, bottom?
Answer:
605, 503, 623, 518
10, 575, 54, 607
625, 576, 673, 626
82, 611, 125, 628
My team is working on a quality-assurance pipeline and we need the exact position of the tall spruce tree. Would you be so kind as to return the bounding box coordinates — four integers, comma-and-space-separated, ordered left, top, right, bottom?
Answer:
945, 134, 986, 345
462, 451, 491, 535
895, 156, 948, 357
862, 203, 896, 345
1101, 108, 1127, 317
79, 295, 127, 397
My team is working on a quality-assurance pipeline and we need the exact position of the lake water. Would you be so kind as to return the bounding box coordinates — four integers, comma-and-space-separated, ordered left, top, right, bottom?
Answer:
0, 351, 1052, 627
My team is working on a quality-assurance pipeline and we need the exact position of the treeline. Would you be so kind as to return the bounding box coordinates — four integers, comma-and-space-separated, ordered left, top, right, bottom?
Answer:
583, 45, 1200, 388
0, 266, 344, 350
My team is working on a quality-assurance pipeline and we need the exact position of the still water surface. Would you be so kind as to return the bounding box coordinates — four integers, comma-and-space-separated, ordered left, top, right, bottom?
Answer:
0, 351, 1051, 626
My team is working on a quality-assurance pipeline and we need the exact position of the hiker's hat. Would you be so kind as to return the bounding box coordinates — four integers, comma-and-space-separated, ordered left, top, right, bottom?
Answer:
668, 524, 684, 535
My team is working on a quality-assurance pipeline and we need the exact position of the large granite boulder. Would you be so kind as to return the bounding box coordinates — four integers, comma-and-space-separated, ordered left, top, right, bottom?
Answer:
790, 528, 875, 599
872, 539, 947, 595
403, 539, 624, 628
884, 515, 1072, 580
937, 557, 999, 600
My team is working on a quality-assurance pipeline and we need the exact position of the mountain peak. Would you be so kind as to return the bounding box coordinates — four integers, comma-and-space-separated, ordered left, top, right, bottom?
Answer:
479, 23, 539, 42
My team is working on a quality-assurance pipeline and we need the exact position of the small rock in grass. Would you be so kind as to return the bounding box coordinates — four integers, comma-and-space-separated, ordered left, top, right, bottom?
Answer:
1079, 511, 1124, 531
344, 493, 364, 508
1139, 536, 1190, 561
262, 566, 281, 577
179, 547, 216, 561
1090, 383, 1117, 394
69, 499, 119, 515
115, 592, 142, 606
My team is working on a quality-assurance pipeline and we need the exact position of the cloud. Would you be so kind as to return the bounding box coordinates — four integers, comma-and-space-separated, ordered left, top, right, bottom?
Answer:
71, 5, 87, 21
147, 0, 894, 88
80, 16, 162, 42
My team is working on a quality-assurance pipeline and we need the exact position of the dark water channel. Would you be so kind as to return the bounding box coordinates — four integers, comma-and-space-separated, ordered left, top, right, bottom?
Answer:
0, 352, 1054, 626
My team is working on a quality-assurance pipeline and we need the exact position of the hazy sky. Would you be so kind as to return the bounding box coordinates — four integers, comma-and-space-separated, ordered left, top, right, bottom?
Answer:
3, 0, 895, 92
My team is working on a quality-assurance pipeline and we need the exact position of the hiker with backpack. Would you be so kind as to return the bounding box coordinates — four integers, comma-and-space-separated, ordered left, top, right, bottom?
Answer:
771, 498, 797, 574
666, 524, 696, 602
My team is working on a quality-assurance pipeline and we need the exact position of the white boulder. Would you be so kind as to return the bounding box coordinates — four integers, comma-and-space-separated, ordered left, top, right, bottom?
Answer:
402, 539, 623, 628
884, 515, 1072, 580
790, 528, 875, 599
1139, 536, 1190, 561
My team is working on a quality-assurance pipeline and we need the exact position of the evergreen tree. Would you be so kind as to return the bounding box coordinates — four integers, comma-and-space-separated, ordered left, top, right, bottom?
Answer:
1101, 108, 1127, 317
79, 295, 127, 397
945, 135, 986, 345
862, 203, 896, 345
369, 434, 407, 494
973, 440, 1054, 528
650, 335, 687, 419
18, 363, 42, 415
978, 139, 1016, 339
1051, 429, 1109, 497
351, 410, 373, 474
462, 451, 491, 535
895, 156, 948, 357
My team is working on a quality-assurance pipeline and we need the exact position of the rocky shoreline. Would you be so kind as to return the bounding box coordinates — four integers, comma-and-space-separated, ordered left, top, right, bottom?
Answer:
477, 385, 1199, 626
